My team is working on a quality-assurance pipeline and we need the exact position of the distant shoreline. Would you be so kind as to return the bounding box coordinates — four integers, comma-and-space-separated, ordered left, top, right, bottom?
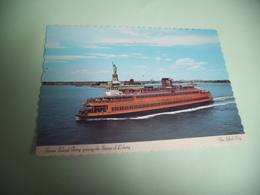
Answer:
42, 80, 230, 86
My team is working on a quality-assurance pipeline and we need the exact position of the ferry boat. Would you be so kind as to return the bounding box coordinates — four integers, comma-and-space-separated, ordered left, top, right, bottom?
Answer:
76, 78, 213, 120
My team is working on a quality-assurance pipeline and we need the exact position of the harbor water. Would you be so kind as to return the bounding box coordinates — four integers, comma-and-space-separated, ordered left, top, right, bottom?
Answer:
37, 83, 244, 146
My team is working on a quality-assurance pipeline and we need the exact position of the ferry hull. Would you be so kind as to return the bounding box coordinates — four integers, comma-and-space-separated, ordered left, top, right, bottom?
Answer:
76, 100, 213, 121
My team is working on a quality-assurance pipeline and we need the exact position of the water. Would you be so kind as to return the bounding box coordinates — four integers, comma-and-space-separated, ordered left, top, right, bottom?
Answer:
37, 83, 244, 146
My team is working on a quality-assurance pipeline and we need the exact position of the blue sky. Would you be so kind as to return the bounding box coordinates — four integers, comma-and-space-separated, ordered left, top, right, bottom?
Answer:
43, 26, 229, 82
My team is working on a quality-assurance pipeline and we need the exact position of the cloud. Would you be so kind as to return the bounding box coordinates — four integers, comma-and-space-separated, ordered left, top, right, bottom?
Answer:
95, 33, 219, 47
93, 53, 117, 58
132, 53, 148, 59
174, 58, 207, 66
89, 53, 130, 59
166, 58, 172, 61
70, 69, 110, 76
47, 26, 220, 49
135, 66, 146, 68
159, 68, 166, 71
118, 54, 130, 58
45, 55, 94, 60
81, 45, 110, 49
156, 57, 162, 61
44, 60, 67, 63
154, 35, 219, 47
188, 65, 205, 70
70, 70, 81, 74
120, 28, 140, 36
85, 56, 97, 58
45, 42, 66, 48
132, 53, 143, 56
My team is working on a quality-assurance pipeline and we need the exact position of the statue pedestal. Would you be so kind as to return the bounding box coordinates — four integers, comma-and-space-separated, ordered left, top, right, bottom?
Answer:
112, 73, 119, 82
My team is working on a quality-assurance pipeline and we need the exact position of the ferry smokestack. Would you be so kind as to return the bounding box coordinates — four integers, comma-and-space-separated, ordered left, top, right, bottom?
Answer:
162, 78, 172, 87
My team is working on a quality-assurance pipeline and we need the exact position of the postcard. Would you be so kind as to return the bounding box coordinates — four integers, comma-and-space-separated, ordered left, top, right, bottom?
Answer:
36, 26, 246, 156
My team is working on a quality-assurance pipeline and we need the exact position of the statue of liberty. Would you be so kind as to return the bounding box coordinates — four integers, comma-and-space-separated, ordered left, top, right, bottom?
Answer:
112, 62, 117, 74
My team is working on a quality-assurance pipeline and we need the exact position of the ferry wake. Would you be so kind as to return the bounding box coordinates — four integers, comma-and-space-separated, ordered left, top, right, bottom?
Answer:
76, 78, 213, 120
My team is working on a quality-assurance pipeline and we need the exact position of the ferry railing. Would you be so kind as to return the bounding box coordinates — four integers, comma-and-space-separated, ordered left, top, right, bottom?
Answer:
87, 97, 134, 103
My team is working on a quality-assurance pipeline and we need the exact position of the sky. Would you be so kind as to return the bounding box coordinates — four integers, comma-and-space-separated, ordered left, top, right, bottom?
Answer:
42, 26, 229, 82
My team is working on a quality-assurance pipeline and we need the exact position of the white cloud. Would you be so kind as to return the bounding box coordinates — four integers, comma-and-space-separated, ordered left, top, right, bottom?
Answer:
135, 66, 146, 68
152, 72, 164, 76
118, 54, 130, 58
174, 58, 207, 66
87, 53, 130, 59
132, 53, 148, 59
188, 65, 205, 70
81, 45, 110, 49
85, 56, 97, 58
166, 58, 172, 61
45, 55, 93, 60
120, 28, 140, 36
47, 26, 219, 49
70, 69, 110, 76
153, 35, 219, 47
94, 53, 117, 58
159, 68, 166, 71
45, 42, 66, 48
89, 53, 130, 59
96, 33, 219, 47
156, 57, 162, 61
44, 60, 67, 63
70, 70, 80, 74
132, 53, 143, 56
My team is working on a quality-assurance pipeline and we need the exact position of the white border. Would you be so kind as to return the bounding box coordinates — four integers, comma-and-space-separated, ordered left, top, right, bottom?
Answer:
36, 134, 247, 156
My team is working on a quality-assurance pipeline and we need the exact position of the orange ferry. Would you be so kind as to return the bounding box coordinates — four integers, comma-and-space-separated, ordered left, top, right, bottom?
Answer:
76, 78, 213, 120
